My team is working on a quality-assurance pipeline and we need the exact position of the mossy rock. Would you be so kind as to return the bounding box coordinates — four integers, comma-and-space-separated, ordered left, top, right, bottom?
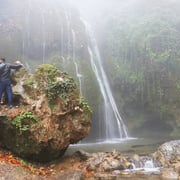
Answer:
0, 64, 92, 162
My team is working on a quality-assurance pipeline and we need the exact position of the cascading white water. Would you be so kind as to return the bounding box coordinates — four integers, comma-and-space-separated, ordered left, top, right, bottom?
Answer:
65, 11, 71, 60
72, 29, 83, 94
65, 10, 83, 93
82, 19, 129, 141
21, 0, 31, 63
129, 157, 161, 172
41, 9, 46, 64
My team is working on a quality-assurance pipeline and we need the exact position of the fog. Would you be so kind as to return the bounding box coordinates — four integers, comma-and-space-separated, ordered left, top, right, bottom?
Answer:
0, 0, 180, 140
69, 0, 136, 22
68, 0, 179, 21
67, 0, 180, 36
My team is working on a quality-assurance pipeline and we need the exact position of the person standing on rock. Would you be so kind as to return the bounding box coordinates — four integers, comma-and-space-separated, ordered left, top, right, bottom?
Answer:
0, 58, 6, 105
0, 58, 23, 108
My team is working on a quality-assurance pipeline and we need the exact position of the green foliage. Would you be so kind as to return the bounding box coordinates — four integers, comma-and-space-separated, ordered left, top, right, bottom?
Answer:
46, 78, 76, 102
95, 1, 180, 137
23, 64, 59, 100
11, 112, 38, 132
34, 64, 59, 87
33, 64, 78, 106
79, 96, 92, 114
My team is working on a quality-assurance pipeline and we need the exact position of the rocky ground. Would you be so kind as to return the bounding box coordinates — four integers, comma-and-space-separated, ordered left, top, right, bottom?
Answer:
0, 147, 87, 180
0, 140, 179, 180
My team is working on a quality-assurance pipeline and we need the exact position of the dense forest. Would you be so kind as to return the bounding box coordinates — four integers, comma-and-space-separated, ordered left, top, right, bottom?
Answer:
95, 0, 180, 137
0, 0, 180, 138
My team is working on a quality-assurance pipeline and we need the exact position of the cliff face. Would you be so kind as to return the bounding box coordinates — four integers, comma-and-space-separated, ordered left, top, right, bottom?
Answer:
0, 64, 92, 162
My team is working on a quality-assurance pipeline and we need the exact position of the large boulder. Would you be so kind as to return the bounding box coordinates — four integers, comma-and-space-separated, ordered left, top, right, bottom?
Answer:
153, 140, 180, 179
0, 64, 92, 162
153, 140, 180, 168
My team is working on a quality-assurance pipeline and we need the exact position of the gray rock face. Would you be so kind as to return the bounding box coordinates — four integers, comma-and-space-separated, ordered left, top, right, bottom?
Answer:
153, 140, 180, 168
153, 140, 180, 179
0, 64, 92, 162
83, 150, 131, 172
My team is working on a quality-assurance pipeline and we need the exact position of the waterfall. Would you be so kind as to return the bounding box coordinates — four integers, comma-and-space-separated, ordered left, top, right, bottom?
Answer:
72, 29, 83, 94
22, 0, 31, 63
60, 26, 65, 67
41, 10, 46, 64
129, 157, 161, 172
64, 10, 83, 93
65, 11, 71, 60
82, 19, 129, 141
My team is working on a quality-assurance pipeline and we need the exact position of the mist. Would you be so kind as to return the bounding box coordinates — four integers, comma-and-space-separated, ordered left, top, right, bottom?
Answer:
0, 0, 180, 139
68, 0, 180, 22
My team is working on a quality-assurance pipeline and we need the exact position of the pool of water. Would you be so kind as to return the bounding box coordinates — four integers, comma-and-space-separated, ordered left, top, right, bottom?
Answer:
66, 136, 174, 156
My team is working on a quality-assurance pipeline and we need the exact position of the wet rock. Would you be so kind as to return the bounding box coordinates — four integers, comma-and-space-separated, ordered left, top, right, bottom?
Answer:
68, 141, 180, 179
153, 140, 180, 169
153, 140, 180, 179
74, 150, 92, 160
0, 64, 92, 162
161, 168, 179, 179
86, 150, 131, 172
54, 170, 84, 180
94, 173, 117, 180
128, 155, 161, 169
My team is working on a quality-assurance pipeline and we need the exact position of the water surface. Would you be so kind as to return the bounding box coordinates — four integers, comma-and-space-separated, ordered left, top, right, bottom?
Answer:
66, 137, 174, 155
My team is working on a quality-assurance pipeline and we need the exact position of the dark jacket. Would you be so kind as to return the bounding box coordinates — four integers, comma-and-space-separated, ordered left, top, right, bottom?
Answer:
0, 62, 22, 81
